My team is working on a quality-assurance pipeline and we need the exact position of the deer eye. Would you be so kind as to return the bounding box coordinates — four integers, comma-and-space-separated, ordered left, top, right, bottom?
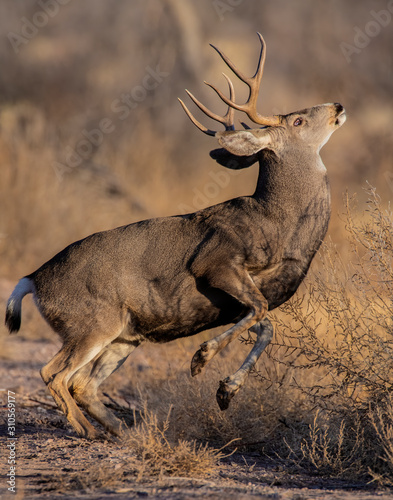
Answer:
293, 117, 303, 127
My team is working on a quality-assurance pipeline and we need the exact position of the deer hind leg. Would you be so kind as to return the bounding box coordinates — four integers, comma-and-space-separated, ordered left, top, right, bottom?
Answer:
40, 339, 108, 439
68, 337, 139, 437
216, 318, 273, 410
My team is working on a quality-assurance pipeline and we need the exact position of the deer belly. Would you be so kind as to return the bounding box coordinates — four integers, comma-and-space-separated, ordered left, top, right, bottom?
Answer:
127, 284, 245, 343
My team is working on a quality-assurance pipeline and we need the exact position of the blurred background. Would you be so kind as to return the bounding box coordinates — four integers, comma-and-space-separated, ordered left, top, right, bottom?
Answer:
0, 0, 392, 279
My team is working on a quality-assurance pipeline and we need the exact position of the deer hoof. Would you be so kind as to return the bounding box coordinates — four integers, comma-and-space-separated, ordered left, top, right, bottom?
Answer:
191, 349, 205, 377
216, 379, 236, 411
190, 342, 210, 377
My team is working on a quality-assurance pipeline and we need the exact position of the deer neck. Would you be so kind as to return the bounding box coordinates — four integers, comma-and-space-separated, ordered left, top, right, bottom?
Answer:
252, 149, 330, 218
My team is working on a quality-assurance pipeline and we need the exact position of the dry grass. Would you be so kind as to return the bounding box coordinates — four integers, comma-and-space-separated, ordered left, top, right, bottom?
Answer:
125, 403, 230, 480
284, 410, 365, 478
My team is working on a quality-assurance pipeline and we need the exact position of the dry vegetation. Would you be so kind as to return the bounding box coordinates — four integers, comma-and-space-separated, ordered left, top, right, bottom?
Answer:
1, 1, 393, 498
270, 189, 393, 484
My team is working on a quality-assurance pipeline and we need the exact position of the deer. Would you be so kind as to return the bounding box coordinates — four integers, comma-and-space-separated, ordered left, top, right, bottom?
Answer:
5, 33, 346, 440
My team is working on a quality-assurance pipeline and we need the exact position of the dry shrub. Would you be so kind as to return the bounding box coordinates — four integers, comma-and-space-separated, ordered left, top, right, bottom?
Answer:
285, 410, 364, 478
369, 398, 393, 486
272, 187, 393, 409
134, 188, 392, 476
120, 333, 309, 458
266, 187, 393, 481
124, 403, 228, 480
151, 368, 305, 454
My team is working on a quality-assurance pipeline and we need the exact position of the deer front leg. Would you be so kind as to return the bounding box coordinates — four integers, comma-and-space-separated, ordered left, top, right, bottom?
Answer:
216, 318, 273, 410
191, 271, 268, 377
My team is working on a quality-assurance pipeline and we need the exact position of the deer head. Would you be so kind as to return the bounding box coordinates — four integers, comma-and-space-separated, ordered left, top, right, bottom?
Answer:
179, 33, 346, 169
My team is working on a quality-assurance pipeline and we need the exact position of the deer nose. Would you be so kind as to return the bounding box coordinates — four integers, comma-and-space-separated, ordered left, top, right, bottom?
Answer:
334, 103, 344, 114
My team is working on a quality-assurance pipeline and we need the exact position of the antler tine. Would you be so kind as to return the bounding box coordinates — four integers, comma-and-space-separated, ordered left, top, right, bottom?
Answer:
179, 73, 235, 136
207, 32, 280, 127
178, 98, 217, 136
221, 73, 235, 130
209, 42, 251, 87
252, 32, 266, 86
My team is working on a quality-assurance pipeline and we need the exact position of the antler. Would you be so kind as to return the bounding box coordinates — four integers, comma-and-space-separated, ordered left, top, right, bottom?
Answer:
207, 33, 279, 127
179, 32, 279, 135
178, 74, 235, 136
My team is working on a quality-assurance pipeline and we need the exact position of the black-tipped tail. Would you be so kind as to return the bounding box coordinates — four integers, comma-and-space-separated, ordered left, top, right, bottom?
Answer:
5, 304, 21, 333
5, 278, 35, 334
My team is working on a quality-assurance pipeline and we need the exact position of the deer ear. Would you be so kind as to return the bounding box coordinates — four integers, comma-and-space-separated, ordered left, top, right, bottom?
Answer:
217, 130, 272, 156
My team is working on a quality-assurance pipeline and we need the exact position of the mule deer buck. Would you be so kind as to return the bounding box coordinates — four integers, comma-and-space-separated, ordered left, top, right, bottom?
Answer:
5, 33, 346, 439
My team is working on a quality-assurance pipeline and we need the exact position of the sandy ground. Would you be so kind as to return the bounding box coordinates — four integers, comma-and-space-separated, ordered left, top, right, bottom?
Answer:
1, 332, 393, 500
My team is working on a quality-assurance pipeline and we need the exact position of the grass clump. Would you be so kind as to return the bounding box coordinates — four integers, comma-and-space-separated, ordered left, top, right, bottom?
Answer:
284, 410, 365, 478
125, 403, 229, 480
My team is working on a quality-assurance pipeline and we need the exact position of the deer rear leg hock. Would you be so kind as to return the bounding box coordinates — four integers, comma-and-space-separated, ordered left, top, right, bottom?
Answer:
69, 338, 139, 437
40, 343, 105, 439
